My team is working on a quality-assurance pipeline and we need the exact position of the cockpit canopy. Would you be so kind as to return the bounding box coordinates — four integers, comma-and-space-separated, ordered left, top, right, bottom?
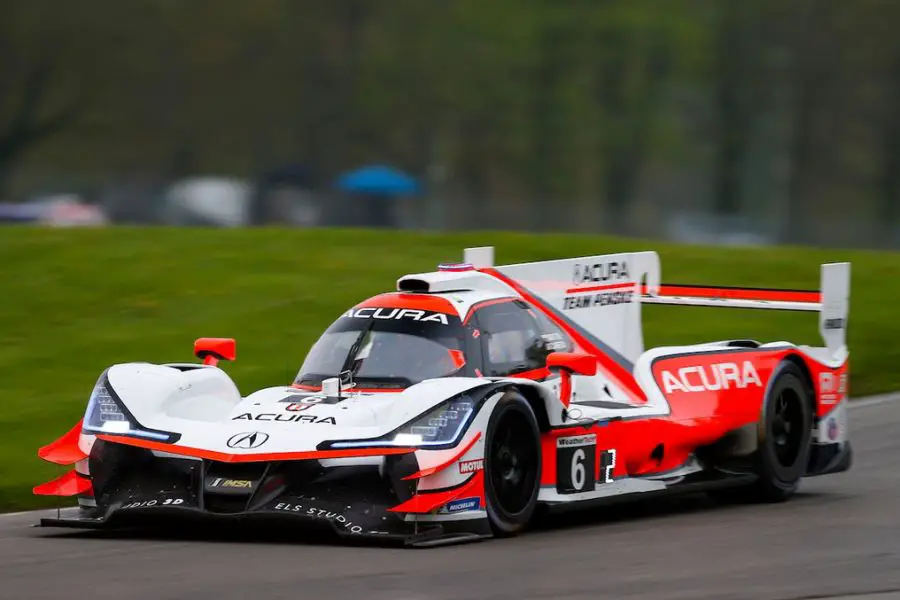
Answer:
294, 292, 575, 390
294, 305, 470, 389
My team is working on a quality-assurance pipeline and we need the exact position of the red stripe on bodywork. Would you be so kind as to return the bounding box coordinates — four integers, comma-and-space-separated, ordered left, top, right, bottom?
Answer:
481, 268, 645, 402
507, 366, 552, 381
388, 470, 485, 514
38, 419, 88, 465
564, 281, 634, 294
354, 292, 458, 314
402, 432, 481, 480
33, 470, 93, 497
96, 434, 415, 463
648, 284, 821, 304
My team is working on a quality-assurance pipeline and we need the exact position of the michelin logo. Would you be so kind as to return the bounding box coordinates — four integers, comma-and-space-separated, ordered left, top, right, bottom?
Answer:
438, 497, 481, 514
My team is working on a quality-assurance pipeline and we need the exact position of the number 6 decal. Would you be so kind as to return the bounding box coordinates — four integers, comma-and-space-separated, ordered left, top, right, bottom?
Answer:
571, 448, 586, 490
556, 434, 596, 494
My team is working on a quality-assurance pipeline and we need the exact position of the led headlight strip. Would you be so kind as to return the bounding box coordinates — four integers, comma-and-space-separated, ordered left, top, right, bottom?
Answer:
324, 386, 502, 451
82, 370, 180, 443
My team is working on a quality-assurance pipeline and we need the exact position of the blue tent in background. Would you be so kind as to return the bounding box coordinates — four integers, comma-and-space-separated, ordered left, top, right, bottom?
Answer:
335, 164, 420, 197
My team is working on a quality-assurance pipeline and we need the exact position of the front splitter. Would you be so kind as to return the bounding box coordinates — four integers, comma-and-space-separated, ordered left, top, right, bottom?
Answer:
37, 504, 492, 548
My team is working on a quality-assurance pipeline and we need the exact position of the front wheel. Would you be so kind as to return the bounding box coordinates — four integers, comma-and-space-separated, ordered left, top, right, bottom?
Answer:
483, 391, 542, 536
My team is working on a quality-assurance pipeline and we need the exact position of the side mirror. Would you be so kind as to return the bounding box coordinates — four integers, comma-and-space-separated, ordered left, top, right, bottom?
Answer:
546, 352, 597, 408
194, 337, 236, 366
546, 352, 597, 376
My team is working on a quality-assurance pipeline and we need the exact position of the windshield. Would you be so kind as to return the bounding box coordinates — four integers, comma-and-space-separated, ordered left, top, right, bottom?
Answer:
294, 307, 470, 389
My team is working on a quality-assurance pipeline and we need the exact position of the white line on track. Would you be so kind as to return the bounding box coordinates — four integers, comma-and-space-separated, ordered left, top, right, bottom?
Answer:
0, 509, 56, 519
3, 391, 898, 520
848, 392, 900, 409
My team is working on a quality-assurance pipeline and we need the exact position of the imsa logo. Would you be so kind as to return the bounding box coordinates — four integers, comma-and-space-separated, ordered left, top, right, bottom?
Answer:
660, 360, 762, 394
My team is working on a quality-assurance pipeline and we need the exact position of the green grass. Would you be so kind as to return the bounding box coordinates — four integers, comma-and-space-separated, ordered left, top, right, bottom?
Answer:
2, 227, 898, 511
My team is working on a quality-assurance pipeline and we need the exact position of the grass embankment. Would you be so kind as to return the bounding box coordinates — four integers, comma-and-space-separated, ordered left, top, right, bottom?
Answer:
1, 227, 898, 511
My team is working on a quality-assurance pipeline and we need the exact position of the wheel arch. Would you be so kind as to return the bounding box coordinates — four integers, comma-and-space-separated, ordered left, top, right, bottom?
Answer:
780, 352, 817, 413
502, 383, 552, 433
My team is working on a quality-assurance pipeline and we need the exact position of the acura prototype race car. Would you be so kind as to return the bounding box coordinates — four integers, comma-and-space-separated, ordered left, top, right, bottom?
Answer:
34, 247, 852, 547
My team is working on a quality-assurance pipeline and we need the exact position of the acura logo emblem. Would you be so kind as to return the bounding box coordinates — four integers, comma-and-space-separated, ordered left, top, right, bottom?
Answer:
226, 431, 269, 449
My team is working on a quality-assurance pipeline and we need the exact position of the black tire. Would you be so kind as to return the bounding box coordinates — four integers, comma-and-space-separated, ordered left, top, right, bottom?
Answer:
483, 390, 542, 536
710, 360, 814, 504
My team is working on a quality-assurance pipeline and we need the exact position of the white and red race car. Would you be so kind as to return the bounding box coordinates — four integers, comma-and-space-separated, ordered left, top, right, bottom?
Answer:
34, 246, 852, 547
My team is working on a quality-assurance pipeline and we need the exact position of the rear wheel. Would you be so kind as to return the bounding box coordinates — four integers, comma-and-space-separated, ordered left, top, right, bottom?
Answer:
484, 391, 542, 536
711, 360, 814, 504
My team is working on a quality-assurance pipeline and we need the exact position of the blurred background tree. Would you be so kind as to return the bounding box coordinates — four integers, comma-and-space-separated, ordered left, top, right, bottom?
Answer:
3, 0, 900, 247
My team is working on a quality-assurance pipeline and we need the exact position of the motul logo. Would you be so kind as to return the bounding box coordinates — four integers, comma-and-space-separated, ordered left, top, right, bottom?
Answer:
459, 459, 483, 474
660, 360, 762, 394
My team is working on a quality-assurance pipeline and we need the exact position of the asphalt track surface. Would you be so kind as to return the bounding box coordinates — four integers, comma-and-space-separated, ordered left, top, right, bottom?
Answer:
4, 396, 900, 600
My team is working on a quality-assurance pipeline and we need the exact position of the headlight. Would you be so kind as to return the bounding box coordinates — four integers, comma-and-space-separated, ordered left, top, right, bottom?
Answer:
390, 396, 476, 446
329, 393, 478, 450
82, 371, 178, 443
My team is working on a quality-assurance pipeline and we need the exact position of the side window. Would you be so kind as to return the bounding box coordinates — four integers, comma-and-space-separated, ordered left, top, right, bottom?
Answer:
474, 300, 545, 376
529, 305, 573, 353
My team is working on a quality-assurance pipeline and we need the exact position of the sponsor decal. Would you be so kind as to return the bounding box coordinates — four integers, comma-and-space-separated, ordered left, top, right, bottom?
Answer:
120, 498, 184, 509
660, 360, 762, 394
540, 332, 568, 351
208, 478, 254, 490
562, 291, 634, 309
572, 261, 629, 284
823, 318, 845, 330
556, 434, 596, 448
827, 417, 839, 441
343, 307, 449, 325
226, 431, 270, 449
438, 497, 481, 514
279, 394, 348, 406
232, 413, 336, 425
272, 502, 363, 534
458, 458, 483, 474
819, 371, 847, 405
281, 395, 325, 413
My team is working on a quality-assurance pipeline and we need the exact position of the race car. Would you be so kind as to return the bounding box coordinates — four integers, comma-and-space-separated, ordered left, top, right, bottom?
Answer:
34, 246, 852, 547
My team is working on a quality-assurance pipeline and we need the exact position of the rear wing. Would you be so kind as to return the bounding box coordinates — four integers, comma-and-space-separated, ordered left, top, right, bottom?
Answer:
462, 246, 850, 361
639, 262, 850, 357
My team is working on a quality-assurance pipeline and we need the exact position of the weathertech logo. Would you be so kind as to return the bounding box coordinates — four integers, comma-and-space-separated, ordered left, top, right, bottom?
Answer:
660, 360, 762, 394
459, 459, 483, 474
